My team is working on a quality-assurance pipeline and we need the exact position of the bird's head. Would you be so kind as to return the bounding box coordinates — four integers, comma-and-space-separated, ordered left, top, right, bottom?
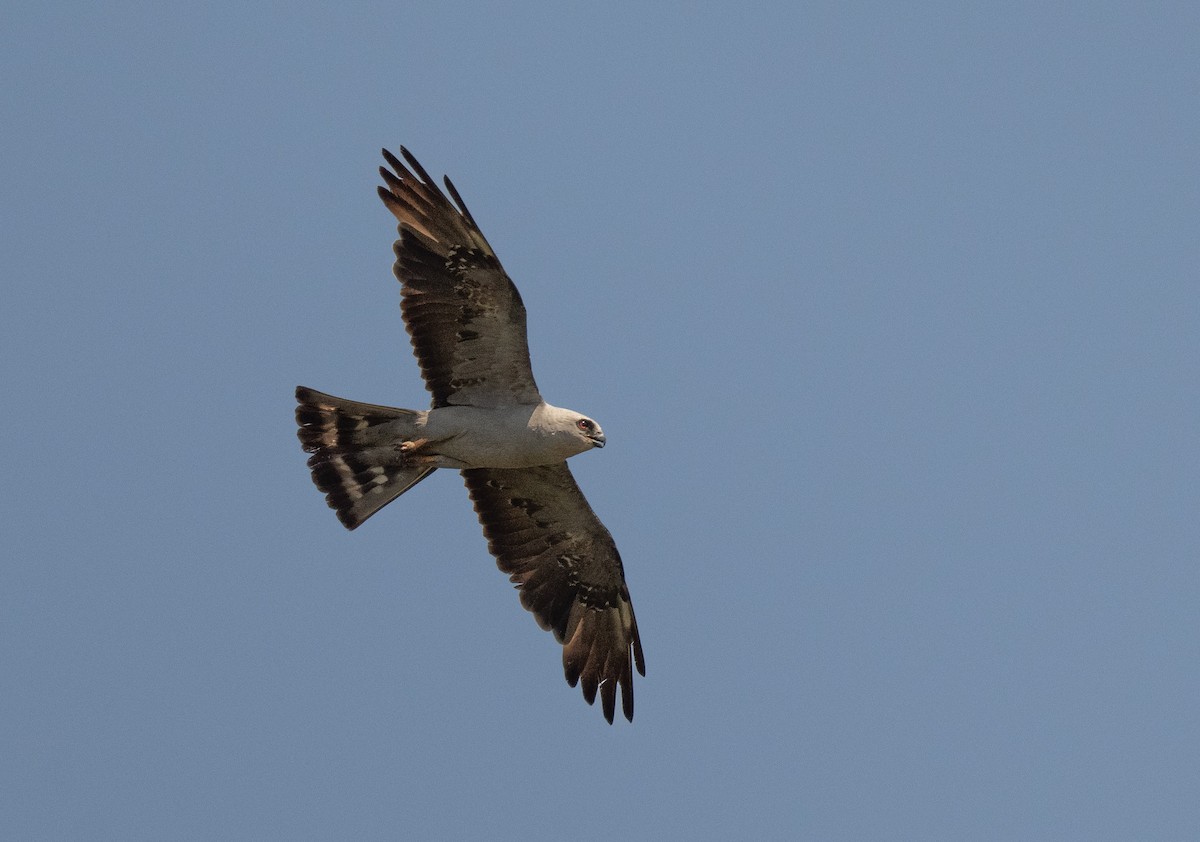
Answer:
573, 415, 606, 449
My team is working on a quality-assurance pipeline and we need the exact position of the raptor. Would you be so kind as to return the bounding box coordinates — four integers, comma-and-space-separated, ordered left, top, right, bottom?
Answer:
295, 148, 644, 723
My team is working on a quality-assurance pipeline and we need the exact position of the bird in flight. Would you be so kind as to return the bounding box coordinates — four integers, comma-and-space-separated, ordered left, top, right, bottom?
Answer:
295, 148, 644, 723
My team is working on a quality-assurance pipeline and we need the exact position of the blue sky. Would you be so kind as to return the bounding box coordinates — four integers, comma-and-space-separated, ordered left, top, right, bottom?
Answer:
3, 2, 1197, 839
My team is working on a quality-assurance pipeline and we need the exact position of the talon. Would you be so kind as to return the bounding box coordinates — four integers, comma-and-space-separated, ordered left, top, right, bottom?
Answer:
399, 437, 429, 454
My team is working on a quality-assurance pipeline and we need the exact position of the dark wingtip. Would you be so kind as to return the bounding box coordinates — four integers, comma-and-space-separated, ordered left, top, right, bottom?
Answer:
564, 653, 582, 688
381, 147, 404, 173
600, 680, 618, 724
443, 175, 478, 227
379, 165, 405, 194
581, 675, 599, 706
620, 668, 635, 722
399, 146, 435, 186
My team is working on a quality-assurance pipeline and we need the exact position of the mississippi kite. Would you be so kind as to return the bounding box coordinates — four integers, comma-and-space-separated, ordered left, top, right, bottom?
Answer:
295, 148, 644, 723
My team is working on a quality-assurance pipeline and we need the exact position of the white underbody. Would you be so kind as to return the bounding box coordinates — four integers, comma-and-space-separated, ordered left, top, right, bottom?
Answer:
387, 402, 598, 470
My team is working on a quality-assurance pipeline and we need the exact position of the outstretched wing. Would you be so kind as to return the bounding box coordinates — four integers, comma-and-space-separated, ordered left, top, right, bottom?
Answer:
462, 464, 645, 723
377, 147, 542, 409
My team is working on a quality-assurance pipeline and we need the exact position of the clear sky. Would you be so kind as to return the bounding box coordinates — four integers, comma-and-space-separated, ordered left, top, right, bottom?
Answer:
3, 2, 1197, 839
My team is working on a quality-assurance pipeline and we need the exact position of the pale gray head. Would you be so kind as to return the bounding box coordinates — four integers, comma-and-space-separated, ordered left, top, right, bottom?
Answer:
536, 404, 607, 456
572, 414, 606, 449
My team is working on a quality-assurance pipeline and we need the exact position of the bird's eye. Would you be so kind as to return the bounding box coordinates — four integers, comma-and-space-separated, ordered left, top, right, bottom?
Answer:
577, 419, 592, 431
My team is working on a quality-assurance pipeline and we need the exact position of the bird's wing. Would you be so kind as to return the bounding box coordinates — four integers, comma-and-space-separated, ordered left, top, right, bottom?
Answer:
462, 463, 645, 723
378, 147, 542, 409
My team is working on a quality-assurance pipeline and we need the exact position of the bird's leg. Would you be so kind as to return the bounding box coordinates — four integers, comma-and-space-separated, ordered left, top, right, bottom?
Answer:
394, 437, 440, 468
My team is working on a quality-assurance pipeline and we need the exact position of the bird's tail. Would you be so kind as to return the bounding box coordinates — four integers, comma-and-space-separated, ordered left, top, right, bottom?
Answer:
295, 386, 435, 529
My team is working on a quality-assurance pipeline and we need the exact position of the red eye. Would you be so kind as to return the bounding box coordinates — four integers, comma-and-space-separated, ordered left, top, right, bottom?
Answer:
577, 419, 591, 431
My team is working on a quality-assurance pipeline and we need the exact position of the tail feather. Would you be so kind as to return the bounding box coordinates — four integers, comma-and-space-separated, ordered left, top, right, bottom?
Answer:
295, 386, 434, 529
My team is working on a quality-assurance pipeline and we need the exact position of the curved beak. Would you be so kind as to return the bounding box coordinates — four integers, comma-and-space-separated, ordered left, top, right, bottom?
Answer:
591, 432, 606, 448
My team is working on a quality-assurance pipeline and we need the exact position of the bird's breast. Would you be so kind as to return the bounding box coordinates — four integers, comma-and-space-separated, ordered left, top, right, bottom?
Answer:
423, 404, 585, 469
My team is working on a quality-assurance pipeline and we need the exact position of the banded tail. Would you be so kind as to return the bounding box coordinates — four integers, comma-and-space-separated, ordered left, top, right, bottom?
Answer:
295, 386, 434, 529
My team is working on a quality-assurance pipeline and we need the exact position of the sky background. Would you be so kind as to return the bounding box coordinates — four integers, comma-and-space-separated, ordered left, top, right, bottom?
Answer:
2, 2, 1198, 839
